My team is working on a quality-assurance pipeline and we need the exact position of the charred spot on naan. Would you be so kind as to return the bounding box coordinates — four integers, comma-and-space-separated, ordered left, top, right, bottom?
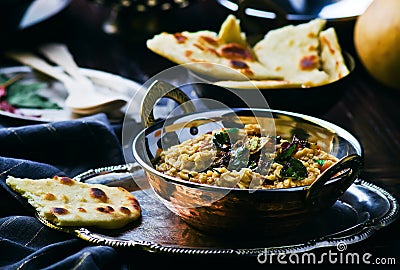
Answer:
299, 54, 320, 71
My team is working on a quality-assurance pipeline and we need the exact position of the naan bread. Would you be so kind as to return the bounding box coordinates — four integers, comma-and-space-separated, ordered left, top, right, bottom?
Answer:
217, 13, 247, 46
214, 19, 349, 89
6, 175, 141, 229
147, 15, 349, 88
253, 18, 330, 86
146, 15, 281, 81
319, 27, 350, 82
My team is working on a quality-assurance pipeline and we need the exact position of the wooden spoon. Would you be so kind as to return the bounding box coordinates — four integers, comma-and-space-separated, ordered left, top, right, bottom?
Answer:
38, 43, 95, 92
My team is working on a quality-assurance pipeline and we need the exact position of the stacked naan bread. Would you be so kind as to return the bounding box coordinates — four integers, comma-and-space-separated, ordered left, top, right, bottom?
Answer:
147, 15, 349, 88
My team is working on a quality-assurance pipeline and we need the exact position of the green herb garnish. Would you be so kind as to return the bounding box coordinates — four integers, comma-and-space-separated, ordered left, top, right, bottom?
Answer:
212, 128, 239, 149
213, 130, 229, 148
275, 143, 297, 162
280, 157, 308, 180
314, 159, 326, 166
274, 140, 308, 180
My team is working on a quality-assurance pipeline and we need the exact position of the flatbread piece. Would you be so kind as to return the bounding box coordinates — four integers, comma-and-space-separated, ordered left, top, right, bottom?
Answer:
319, 27, 350, 82
146, 15, 281, 81
147, 15, 350, 88
6, 175, 141, 229
253, 18, 329, 86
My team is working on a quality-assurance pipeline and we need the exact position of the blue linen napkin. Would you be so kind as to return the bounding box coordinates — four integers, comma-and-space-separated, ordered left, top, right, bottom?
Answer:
0, 113, 129, 269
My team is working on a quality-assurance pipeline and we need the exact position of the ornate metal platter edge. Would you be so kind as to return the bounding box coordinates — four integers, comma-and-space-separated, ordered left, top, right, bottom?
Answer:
60, 165, 400, 256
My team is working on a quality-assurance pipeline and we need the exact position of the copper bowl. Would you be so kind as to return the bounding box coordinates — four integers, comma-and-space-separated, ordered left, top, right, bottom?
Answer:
132, 80, 363, 233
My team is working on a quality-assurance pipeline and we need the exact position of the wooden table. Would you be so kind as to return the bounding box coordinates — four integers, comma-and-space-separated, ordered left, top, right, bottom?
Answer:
1, 0, 399, 268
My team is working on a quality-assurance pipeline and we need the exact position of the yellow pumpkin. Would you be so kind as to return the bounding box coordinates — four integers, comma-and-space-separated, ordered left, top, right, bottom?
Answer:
354, 0, 400, 90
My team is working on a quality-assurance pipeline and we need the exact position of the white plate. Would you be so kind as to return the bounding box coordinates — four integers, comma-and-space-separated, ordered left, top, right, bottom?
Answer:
0, 66, 142, 123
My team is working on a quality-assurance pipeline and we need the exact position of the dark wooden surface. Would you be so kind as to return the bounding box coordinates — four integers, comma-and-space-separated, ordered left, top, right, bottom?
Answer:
1, 0, 399, 268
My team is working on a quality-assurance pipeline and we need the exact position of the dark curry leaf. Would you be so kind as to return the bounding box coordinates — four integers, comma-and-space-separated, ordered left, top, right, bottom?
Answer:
273, 137, 309, 180
275, 142, 297, 162
280, 157, 308, 180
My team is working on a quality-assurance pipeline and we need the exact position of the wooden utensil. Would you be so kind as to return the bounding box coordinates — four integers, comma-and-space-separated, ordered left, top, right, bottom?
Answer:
5, 51, 127, 115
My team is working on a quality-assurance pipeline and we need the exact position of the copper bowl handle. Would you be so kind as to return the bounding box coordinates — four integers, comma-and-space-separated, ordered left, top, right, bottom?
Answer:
306, 154, 364, 207
140, 80, 196, 128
